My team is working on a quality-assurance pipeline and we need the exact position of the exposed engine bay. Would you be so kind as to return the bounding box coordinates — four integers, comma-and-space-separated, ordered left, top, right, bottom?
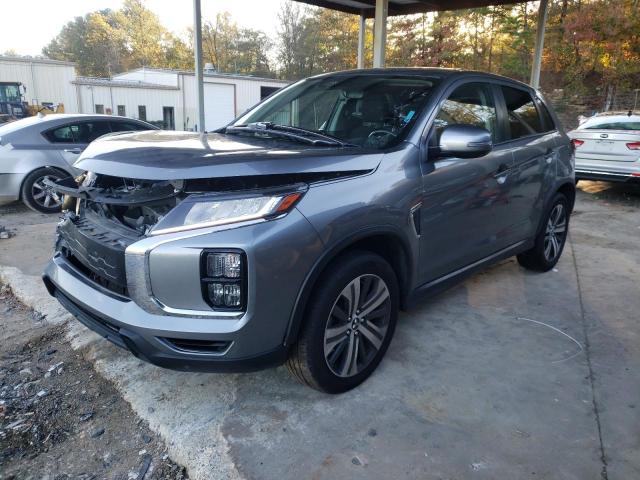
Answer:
51, 170, 364, 236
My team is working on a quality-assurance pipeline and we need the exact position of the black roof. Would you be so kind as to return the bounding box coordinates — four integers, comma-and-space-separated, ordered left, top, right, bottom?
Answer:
308, 67, 532, 89
292, 0, 521, 18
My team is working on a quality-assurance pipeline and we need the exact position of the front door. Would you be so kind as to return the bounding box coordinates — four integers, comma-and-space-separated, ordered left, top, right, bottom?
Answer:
419, 81, 515, 283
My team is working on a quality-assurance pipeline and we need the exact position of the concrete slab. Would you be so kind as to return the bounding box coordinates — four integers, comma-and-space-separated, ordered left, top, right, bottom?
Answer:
0, 182, 638, 480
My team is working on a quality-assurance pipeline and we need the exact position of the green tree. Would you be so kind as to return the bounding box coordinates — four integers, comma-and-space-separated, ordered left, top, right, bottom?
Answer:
43, 11, 123, 76
202, 12, 273, 76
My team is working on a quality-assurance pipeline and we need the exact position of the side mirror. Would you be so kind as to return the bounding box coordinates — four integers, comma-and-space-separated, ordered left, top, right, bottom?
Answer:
437, 124, 492, 159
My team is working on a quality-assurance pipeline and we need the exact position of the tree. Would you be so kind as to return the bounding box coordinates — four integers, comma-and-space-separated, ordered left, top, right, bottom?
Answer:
115, 0, 168, 69
43, 0, 194, 76
202, 12, 273, 76
43, 11, 123, 76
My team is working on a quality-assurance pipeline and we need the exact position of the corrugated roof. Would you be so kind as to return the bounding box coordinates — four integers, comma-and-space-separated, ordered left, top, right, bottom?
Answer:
116, 67, 290, 85
0, 55, 76, 67
73, 77, 180, 90
293, 0, 521, 17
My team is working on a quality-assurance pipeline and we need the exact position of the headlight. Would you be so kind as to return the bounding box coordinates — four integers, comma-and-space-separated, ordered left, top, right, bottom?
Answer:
150, 187, 305, 235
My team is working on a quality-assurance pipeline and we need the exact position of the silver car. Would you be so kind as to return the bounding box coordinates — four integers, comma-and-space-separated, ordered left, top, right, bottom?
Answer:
0, 114, 157, 212
43, 69, 575, 393
569, 112, 640, 183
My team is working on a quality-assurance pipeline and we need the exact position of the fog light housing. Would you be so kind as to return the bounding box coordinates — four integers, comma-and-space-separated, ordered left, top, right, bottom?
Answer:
201, 250, 246, 310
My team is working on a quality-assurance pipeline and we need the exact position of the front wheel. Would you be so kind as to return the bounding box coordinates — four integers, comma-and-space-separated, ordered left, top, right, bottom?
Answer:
21, 167, 65, 213
517, 193, 570, 272
286, 251, 399, 393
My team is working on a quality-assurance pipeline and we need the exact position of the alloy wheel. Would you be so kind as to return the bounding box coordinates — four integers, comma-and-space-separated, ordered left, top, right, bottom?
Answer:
323, 274, 392, 378
31, 175, 62, 209
544, 203, 567, 262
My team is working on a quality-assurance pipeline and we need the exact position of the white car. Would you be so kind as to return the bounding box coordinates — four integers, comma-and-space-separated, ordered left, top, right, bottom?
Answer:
568, 112, 640, 183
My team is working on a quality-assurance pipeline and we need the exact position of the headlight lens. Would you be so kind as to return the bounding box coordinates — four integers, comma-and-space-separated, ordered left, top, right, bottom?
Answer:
150, 188, 305, 235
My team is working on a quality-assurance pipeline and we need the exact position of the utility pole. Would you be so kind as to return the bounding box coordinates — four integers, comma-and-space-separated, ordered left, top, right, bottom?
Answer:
193, 0, 205, 132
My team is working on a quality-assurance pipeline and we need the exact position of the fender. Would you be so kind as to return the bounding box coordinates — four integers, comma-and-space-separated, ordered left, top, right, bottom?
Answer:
282, 224, 415, 347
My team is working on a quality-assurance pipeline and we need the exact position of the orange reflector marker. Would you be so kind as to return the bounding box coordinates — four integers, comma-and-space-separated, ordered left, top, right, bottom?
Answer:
275, 192, 303, 213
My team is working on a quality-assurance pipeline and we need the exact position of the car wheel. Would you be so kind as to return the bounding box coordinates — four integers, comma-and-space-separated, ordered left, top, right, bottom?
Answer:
286, 251, 399, 393
21, 168, 65, 213
517, 193, 570, 272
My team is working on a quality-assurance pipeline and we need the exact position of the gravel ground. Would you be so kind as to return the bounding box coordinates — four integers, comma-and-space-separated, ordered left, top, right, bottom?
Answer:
0, 285, 188, 480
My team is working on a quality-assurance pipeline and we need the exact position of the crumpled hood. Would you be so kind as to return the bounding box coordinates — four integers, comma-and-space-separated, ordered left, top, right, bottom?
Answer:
74, 130, 383, 180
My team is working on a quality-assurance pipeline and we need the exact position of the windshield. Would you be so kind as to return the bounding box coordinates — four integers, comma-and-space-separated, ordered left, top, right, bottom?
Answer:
232, 74, 440, 149
0, 84, 21, 102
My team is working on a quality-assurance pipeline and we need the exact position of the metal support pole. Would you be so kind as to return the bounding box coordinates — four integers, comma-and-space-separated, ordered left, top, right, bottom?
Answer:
193, 0, 205, 132
372, 0, 388, 68
357, 14, 366, 69
530, 0, 549, 90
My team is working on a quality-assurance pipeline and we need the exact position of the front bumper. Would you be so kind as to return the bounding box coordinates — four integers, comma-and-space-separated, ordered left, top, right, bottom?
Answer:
43, 209, 323, 372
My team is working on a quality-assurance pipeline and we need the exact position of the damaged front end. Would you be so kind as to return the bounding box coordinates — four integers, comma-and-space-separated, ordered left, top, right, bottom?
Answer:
51, 174, 181, 295
47, 170, 358, 297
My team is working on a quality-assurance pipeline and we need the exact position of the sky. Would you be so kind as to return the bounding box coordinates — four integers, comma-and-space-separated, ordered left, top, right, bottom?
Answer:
0, 0, 284, 56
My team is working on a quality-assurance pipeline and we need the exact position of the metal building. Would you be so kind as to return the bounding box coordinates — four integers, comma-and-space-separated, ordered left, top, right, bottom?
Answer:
113, 68, 289, 131
0, 57, 288, 131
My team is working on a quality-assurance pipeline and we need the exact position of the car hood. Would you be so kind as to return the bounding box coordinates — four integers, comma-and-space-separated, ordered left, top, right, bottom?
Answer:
74, 130, 383, 180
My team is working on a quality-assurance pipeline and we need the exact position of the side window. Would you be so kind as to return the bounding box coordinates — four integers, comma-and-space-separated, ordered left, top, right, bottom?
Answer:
110, 121, 148, 132
501, 86, 547, 139
434, 82, 498, 141
44, 125, 76, 143
73, 121, 112, 144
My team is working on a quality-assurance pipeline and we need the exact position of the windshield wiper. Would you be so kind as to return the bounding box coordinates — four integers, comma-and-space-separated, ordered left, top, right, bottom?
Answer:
225, 122, 356, 147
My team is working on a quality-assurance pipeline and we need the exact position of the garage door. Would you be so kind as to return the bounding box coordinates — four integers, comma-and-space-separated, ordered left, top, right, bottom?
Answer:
204, 83, 235, 131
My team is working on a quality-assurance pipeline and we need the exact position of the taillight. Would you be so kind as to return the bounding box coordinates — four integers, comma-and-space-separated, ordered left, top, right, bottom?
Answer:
571, 139, 584, 148
625, 142, 640, 150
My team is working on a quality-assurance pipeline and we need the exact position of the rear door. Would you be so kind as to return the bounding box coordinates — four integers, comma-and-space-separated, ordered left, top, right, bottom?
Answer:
419, 81, 515, 283
496, 85, 560, 242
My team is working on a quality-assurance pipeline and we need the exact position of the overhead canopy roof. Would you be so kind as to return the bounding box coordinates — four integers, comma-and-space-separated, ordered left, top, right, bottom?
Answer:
293, 0, 520, 17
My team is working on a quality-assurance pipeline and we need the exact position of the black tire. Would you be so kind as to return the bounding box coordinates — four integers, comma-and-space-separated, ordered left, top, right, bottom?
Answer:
20, 167, 65, 213
286, 251, 399, 393
517, 193, 570, 272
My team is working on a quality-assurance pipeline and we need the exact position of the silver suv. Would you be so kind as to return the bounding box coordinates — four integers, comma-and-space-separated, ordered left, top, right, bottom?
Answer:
43, 69, 575, 393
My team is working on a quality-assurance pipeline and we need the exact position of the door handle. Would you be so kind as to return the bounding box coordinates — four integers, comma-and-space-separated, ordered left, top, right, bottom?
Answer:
493, 163, 510, 184
64, 148, 82, 154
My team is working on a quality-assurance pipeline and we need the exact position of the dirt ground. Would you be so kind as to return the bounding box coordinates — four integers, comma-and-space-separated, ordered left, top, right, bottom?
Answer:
0, 285, 188, 480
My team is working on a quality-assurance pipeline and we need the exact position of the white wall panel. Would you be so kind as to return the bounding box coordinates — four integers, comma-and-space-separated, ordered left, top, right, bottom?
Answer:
76, 84, 179, 126
0, 58, 78, 112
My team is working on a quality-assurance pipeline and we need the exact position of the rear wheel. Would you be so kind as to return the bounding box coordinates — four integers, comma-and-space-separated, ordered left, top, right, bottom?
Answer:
286, 251, 399, 393
517, 193, 569, 272
21, 167, 65, 213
